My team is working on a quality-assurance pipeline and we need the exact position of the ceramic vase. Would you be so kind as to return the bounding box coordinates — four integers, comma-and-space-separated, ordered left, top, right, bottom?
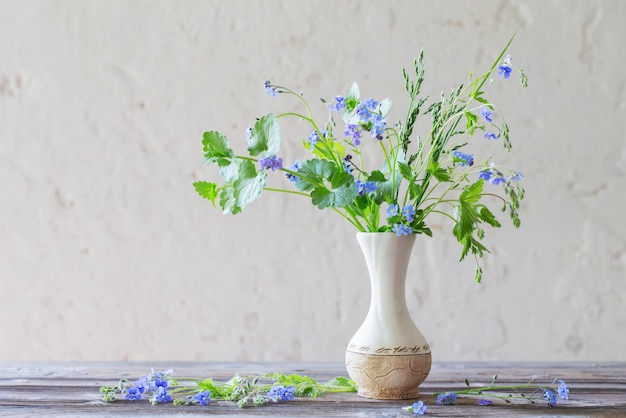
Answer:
345, 232, 431, 399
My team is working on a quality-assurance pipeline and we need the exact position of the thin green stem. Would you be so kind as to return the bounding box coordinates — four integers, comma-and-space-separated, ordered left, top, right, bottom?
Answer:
273, 85, 342, 167
427, 209, 457, 223
343, 206, 366, 231
264, 188, 310, 197
276, 111, 311, 120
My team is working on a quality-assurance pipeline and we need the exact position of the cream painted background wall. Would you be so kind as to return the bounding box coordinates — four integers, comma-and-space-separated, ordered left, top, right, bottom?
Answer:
1, 0, 624, 362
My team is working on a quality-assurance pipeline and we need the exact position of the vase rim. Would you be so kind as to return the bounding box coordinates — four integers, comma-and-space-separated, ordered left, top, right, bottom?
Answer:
356, 232, 416, 236
356, 232, 417, 245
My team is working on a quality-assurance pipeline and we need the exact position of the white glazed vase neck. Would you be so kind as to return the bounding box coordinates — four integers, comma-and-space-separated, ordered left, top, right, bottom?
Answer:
361, 233, 413, 323
348, 233, 429, 355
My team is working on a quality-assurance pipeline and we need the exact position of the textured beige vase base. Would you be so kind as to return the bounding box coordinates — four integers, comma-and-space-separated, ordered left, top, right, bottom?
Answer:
345, 351, 432, 399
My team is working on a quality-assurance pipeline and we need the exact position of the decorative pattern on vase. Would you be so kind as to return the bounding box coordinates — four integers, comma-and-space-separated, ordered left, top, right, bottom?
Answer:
345, 232, 431, 400
347, 343, 430, 355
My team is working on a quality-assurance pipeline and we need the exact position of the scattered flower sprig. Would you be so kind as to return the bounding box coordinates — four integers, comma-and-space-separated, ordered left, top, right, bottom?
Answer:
194, 32, 528, 283
100, 369, 357, 408
405, 400, 428, 415
101, 369, 571, 413
403, 376, 570, 414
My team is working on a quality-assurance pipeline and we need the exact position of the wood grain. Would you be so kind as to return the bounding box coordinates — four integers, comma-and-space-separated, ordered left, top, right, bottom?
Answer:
1, 362, 625, 417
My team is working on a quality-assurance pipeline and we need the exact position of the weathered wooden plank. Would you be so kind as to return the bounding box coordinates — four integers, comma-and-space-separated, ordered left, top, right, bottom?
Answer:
1, 362, 625, 417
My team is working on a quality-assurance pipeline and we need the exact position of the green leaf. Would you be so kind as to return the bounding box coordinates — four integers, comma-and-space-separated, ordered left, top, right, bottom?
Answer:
193, 181, 218, 207
452, 205, 489, 260
247, 113, 282, 157
346, 82, 360, 105
218, 158, 240, 182
452, 204, 474, 241
457, 234, 489, 261
328, 376, 356, 389
311, 137, 346, 161
295, 159, 336, 191
233, 160, 267, 208
408, 182, 421, 200
219, 186, 241, 215
453, 181, 484, 242
354, 194, 369, 210
412, 220, 433, 237
306, 166, 358, 210
476, 205, 501, 228
197, 379, 227, 398
367, 170, 386, 182
330, 170, 353, 189
398, 162, 414, 180
464, 110, 478, 134
471, 86, 489, 105
452, 180, 500, 262
369, 153, 404, 204
474, 95, 489, 105
202, 131, 234, 164
464, 111, 477, 127
310, 181, 357, 209
343, 83, 360, 123
460, 179, 484, 205
364, 171, 389, 204
427, 160, 452, 182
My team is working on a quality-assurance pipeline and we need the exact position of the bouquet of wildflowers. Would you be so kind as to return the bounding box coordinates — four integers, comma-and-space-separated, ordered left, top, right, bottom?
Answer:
194, 36, 527, 282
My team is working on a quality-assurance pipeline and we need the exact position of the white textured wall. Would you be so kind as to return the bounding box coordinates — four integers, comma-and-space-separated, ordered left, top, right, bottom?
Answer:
1, 0, 624, 362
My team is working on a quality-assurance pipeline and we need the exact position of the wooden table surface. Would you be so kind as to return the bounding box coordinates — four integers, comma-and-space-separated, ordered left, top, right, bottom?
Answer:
1, 362, 625, 417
